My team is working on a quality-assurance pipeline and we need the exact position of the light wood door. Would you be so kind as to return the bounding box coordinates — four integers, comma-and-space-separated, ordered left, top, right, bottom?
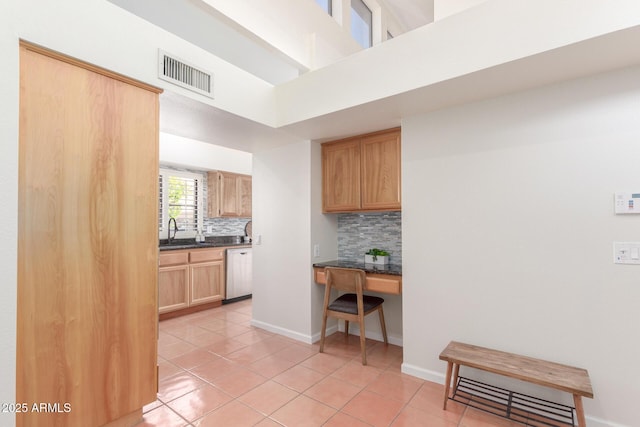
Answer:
322, 138, 361, 212
17, 43, 160, 426
361, 129, 401, 210
159, 265, 190, 313
190, 261, 225, 305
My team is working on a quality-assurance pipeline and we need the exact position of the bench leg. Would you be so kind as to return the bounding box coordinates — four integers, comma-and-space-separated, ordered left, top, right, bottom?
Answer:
453, 364, 460, 391
574, 395, 587, 427
443, 361, 453, 410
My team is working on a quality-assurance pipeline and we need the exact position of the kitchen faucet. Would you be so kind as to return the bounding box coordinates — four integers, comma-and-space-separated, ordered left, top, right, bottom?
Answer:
167, 217, 178, 243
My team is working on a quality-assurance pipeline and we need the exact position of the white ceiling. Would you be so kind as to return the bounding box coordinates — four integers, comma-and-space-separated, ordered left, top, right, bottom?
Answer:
111, 1, 640, 154
108, 0, 434, 152
160, 91, 303, 153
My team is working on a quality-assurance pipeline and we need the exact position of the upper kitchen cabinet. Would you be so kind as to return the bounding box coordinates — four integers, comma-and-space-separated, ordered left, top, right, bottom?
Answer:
322, 128, 401, 213
208, 171, 252, 217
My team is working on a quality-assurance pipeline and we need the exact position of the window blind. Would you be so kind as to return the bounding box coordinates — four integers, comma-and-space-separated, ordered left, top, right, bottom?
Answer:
158, 170, 202, 235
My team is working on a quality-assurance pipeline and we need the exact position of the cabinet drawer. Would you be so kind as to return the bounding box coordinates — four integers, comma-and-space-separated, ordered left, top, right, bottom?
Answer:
366, 275, 402, 295
159, 251, 189, 267
189, 248, 225, 263
313, 268, 402, 295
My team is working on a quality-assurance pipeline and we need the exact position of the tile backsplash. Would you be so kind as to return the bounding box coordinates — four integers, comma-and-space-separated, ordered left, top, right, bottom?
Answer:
338, 211, 402, 265
204, 217, 251, 236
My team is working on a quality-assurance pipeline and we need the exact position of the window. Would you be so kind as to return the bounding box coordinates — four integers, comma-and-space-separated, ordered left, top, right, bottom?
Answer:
158, 169, 203, 238
351, 0, 372, 48
315, 0, 332, 15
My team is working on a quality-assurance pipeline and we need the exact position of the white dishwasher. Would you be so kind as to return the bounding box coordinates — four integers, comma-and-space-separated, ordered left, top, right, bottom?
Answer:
225, 248, 252, 302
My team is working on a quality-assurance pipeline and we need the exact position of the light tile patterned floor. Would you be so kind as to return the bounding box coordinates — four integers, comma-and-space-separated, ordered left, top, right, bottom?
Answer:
139, 299, 517, 426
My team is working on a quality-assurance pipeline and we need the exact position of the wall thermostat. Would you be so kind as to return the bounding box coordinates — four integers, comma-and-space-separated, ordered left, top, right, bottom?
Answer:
614, 192, 640, 214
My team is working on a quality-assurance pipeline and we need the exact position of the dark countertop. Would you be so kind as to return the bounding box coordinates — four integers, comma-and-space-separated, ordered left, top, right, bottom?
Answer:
159, 237, 251, 251
313, 260, 402, 276
160, 242, 251, 251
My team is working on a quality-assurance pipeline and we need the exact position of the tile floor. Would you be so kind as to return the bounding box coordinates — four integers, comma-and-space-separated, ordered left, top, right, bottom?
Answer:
141, 299, 519, 426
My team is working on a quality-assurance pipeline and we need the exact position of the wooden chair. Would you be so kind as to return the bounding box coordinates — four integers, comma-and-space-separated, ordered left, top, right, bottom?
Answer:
319, 267, 388, 365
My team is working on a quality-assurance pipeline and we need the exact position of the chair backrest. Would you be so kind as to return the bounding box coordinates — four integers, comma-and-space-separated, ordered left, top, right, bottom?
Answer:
325, 267, 366, 294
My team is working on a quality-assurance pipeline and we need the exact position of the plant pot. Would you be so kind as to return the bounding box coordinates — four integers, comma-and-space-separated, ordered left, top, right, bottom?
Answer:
365, 254, 388, 265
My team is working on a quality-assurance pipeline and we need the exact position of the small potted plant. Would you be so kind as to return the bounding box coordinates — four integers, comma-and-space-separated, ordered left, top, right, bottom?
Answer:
365, 248, 390, 265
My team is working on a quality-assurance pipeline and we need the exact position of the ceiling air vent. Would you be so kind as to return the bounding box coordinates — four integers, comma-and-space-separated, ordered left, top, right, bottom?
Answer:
158, 50, 214, 98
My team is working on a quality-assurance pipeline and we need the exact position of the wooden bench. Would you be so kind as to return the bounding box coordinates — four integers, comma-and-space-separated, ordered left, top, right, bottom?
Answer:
439, 341, 593, 427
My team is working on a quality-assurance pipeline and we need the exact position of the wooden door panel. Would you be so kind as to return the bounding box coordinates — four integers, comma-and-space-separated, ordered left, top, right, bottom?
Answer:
361, 130, 401, 210
207, 171, 220, 217
190, 262, 225, 304
18, 43, 159, 426
159, 266, 190, 313
239, 175, 252, 217
219, 173, 239, 216
322, 138, 361, 212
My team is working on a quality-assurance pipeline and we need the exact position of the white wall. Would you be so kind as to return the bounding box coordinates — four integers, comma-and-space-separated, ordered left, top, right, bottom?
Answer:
401, 66, 640, 426
434, 0, 487, 20
276, 0, 640, 129
0, 2, 18, 424
309, 141, 339, 339
8, 0, 276, 125
201, 0, 361, 72
160, 133, 252, 174
250, 140, 317, 341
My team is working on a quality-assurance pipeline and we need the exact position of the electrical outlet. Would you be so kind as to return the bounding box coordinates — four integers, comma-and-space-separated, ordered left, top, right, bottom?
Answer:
314, 244, 320, 257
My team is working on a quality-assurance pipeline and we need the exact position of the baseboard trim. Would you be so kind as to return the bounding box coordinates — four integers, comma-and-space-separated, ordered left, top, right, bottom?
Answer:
401, 363, 445, 384
250, 319, 315, 344
310, 325, 339, 344
340, 325, 403, 347
249, 319, 403, 347
583, 415, 630, 427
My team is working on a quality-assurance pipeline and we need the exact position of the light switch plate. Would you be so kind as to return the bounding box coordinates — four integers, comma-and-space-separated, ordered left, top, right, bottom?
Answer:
613, 242, 640, 264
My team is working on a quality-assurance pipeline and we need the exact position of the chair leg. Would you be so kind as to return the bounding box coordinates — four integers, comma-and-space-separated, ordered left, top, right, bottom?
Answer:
378, 306, 388, 345
344, 320, 349, 339
359, 315, 367, 365
319, 311, 328, 353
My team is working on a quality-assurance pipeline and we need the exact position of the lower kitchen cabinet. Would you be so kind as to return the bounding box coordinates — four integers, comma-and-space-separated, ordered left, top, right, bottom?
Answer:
159, 248, 225, 315
158, 265, 189, 313
190, 260, 225, 305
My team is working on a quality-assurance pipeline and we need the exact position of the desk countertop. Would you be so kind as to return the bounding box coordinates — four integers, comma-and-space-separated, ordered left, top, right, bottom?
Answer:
313, 260, 402, 276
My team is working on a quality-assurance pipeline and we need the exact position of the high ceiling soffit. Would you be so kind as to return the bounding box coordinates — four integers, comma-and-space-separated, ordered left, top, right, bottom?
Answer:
108, 0, 434, 85
112, 0, 640, 151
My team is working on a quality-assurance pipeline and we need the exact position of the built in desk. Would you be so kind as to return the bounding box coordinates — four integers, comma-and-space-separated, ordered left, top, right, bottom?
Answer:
312, 260, 402, 295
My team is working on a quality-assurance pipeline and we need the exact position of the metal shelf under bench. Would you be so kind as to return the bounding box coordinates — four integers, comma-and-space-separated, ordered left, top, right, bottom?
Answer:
439, 341, 593, 427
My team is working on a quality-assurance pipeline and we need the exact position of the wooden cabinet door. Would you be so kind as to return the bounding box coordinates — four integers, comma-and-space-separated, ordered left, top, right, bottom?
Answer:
239, 175, 252, 217
190, 261, 225, 305
159, 265, 190, 313
17, 42, 160, 426
219, 172, 240, 216
207, 171, 220, 217
361, 129, 401, 210
208, 171, 252, 218
322, 138, 361, 212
